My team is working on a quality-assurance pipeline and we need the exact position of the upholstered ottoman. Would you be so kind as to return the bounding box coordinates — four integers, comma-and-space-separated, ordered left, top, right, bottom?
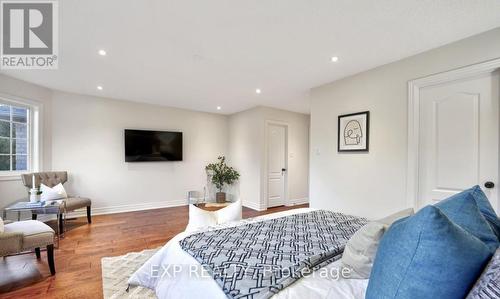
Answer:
1, 220, 56, 275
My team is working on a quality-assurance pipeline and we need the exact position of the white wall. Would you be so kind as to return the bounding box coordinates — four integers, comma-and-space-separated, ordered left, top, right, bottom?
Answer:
0, 75, 53, 210
228, 108, 262, 209
50, 91, 228, 214
229, 106, 310, 210
0, 78, 231, 215
0, 75, 309, 216
310, 27, 500, 219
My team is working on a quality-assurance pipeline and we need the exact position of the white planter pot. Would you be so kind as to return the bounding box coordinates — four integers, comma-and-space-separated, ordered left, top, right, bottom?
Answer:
30, 191, 41, 203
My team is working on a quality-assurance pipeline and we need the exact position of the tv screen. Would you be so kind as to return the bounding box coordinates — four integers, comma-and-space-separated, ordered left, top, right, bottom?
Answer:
124, 129, 183, 162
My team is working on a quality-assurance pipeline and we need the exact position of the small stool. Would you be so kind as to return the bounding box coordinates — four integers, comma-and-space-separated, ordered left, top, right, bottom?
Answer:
2, 220, 56, 275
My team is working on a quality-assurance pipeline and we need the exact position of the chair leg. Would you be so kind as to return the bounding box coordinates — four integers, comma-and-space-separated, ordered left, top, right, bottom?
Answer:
58, 214, 64, 233
47, 244, 55, 275
35, 247, 41, 259
86, 206, 92, 224
32, 213, 37, 220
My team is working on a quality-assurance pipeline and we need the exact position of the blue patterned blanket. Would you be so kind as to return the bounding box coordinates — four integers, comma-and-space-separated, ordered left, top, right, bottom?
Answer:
179, 210, 367, 299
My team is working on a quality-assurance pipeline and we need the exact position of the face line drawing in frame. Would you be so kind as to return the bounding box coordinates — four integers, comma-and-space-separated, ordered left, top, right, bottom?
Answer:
344, 120, 363, 145
338, 111, 369, 152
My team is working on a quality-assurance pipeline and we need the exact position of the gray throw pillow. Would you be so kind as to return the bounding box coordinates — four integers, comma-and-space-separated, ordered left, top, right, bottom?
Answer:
378, 208, 415, 226
341, 208, 414, 279
466, 247, 500, 299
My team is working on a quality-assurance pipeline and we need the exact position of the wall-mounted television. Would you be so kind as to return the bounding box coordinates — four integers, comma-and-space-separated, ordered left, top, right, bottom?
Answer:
124, 129, 183, 162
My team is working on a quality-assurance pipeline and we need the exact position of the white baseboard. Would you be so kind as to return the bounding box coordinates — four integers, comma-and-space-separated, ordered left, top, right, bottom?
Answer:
286, 197, 309, 206
243, 198, 308, 211
242, 200, 266, 211
66, 199, 187, 218
15, 199, 187, 222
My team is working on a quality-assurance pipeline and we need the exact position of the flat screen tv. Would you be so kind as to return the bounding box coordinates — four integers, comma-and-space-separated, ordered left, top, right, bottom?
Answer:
125, 129, 183, 162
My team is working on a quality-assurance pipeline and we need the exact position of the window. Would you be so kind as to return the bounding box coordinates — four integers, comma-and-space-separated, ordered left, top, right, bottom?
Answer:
0, 102, 31, 172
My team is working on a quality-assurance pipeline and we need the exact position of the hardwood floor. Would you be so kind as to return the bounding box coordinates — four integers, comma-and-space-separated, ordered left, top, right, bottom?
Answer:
0, 204, 308, 299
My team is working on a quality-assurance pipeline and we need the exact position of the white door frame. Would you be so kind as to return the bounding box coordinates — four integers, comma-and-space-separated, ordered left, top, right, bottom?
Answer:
264, 120, 289, 208
406, 57, 500, 209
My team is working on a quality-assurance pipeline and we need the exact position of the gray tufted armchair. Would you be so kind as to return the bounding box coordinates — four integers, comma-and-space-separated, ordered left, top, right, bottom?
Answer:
21, 171, 92, 233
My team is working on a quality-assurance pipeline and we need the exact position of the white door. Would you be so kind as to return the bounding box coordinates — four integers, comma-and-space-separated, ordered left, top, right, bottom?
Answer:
267, 123, 287, 208
418, 72, 499, 211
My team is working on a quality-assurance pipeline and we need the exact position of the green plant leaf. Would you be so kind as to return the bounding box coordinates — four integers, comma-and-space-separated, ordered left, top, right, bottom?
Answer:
205, 155, 240, 191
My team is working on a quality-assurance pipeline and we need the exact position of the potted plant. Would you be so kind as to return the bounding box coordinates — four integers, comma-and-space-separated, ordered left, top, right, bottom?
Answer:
206, 156, 240, 203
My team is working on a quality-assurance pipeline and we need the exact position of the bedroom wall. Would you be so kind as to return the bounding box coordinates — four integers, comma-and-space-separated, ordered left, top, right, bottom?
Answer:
0, 75, 53, 210
0, 74, 309, 215
50, 91, 229, 214
309, 27, 500, 219
228, 108, 262, 209
229, 106, 310, 211
0, 77, 232, 216
258, 107, 310, 208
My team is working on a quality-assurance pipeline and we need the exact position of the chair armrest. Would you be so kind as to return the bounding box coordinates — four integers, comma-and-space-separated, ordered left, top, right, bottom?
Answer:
0, 232, 23, 256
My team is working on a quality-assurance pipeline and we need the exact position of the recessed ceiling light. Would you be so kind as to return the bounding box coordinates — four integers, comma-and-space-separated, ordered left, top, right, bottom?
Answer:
97, 85, 103, 90
255, 89, 261, 94
331, 56, 339, 62
98, 49, 107, 56
217, 106, 221, 110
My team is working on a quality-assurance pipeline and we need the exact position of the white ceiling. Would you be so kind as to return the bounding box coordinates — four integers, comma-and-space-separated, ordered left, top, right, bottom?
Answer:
2, 0, 500, 114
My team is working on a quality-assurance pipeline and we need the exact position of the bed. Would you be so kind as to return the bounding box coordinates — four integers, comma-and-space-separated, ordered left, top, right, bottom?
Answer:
128, 208, 369, 299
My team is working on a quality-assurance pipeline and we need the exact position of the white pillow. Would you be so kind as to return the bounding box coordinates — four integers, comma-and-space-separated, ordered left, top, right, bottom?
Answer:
377, 208, 415, 226
185, 204, 218, 232
0, 217, 4, 234
40, 183, 68, 202
341, 208, 414, 279
185, 200, 242, 233
216, 200, 242, 224
341, 222, 386, 278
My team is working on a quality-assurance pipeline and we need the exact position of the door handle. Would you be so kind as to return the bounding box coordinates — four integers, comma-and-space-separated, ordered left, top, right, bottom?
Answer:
484, 181, 495, 189
281, 168, 286, 175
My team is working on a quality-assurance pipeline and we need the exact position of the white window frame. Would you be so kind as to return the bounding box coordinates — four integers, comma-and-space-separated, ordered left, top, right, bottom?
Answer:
0, 94, 42, 181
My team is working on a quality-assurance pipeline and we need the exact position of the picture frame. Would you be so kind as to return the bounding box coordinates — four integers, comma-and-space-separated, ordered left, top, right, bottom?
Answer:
338, 111, 370, 152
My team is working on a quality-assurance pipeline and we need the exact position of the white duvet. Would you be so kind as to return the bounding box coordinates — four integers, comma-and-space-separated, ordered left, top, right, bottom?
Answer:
128, 208, 368, 299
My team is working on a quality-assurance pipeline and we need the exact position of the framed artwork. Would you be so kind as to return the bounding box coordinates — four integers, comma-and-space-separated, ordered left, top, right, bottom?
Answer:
338, 111, 369, 152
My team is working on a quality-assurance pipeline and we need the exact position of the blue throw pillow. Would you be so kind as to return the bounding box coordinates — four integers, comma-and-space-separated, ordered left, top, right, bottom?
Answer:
435, 189, 499, 252
366, 206, 493, 299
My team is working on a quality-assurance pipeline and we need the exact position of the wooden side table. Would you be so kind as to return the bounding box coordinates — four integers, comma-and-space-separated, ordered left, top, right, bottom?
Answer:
195, 202, 232, 211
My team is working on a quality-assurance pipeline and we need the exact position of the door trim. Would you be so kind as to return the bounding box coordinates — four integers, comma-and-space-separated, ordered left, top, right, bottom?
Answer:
406, 57, 500, 209
264, 120, 289, 209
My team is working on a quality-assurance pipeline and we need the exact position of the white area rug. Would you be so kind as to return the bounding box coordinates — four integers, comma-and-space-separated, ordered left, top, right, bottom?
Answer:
101, 248, 158, 299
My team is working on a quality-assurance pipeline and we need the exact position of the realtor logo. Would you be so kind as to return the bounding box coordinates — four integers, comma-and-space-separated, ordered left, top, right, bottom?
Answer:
1, 1, 58, 69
